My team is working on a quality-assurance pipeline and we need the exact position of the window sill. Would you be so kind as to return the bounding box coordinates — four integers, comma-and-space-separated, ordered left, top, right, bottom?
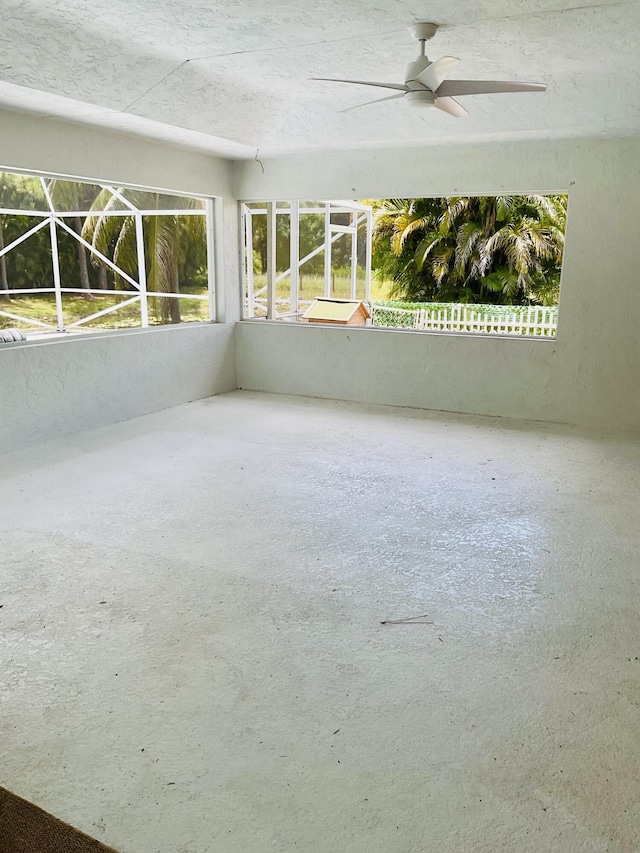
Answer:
239, 317, 557, 342
1, 321, 220, 350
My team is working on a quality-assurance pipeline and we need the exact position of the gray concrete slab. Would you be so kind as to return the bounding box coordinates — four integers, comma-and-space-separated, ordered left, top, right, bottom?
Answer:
1, 391, 640, 853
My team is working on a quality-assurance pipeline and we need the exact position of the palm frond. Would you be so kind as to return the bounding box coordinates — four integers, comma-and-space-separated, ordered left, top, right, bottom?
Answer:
413, 233, 442, 271
455, 222, 484, 271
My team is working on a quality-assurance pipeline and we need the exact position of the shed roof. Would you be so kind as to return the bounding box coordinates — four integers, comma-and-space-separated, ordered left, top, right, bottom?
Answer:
302, 298, 370, 322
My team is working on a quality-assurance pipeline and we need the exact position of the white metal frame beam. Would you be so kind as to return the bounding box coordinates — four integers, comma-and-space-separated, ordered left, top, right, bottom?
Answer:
289, 201, 299, 318
266, 202, 276, 320
323, 202, 331, 298
0, 217, 51, 260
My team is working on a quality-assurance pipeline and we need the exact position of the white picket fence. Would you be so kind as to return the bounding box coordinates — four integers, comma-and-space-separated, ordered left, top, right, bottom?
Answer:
371, 303, 557, 337
415, 304, 557, 336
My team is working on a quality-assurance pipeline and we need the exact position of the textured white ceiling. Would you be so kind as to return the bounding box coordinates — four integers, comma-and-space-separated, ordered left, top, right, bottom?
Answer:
1, 0, 639, 158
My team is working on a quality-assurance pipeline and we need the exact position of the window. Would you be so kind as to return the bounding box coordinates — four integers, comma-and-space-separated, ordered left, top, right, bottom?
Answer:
241, 200, 373, 320
241, 195, 566, 338
0, 170, 215, 337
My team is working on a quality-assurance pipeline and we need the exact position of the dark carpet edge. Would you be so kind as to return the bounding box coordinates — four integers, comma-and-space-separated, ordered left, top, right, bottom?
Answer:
0, 786, 119, 853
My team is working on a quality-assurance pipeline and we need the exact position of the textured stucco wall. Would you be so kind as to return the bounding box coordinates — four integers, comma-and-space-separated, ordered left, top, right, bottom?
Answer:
0, 111, 240, 454
235, 137, 640, 431
0, 107, 233, 197
236, 323, 560, 422
0, 324, 236, 454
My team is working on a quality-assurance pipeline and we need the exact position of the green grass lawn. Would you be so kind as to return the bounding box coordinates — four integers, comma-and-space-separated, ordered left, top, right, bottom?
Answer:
0, 289, 210, 331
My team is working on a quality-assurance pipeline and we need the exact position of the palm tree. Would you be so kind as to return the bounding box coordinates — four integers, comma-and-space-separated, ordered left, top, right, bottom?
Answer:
82, 189, 205, 324
47, 179, 103, 298
372, 194, 566, 305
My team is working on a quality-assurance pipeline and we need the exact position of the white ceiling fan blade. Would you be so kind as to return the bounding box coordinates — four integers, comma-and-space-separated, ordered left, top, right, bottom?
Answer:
414, 56, 460, 91
312, 77, 408, 92
437, 80, 546, 96
340, 93, 405, 113
434, 96, 468, 118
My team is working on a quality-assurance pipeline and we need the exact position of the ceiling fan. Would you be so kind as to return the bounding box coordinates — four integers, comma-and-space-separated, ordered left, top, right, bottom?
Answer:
313, 22, 546, 117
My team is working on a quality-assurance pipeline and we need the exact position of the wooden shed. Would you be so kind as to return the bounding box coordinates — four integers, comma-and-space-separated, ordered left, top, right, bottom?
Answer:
302, 298, 371, 326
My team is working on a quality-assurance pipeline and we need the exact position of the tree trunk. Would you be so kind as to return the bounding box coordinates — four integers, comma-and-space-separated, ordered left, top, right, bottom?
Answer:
73, 217, 92, 298
169, 296, 181, 324
0, 220, 10, 300
97, 263, 108, 290
160, 259, 181, 324
168, 259, 181, 324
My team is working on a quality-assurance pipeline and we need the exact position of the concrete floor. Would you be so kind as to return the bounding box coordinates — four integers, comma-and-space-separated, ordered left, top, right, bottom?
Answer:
1, 391, 640, 853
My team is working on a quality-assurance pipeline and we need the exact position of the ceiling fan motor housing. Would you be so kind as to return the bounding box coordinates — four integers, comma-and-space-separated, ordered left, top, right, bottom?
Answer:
405, 89, 437, 107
